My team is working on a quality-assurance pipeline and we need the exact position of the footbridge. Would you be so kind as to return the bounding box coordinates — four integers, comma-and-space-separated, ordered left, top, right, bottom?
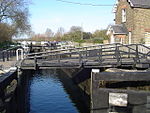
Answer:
1, 43, 150, 113
21, 43, 150, 70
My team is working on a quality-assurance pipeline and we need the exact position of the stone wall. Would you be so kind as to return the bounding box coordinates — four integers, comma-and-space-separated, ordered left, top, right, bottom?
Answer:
61, 68, 91, 95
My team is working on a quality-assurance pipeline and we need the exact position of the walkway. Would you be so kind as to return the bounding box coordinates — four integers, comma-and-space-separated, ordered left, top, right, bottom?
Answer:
21, 43, 150, 69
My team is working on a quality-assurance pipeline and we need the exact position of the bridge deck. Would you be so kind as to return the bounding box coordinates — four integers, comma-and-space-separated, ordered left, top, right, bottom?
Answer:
21, 43, 150, 69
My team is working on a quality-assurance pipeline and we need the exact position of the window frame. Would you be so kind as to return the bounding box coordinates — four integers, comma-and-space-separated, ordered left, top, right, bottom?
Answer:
122, 8, 126, 23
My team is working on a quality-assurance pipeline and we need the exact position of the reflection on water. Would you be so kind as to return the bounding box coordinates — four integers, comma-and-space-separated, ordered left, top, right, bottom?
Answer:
28, 69, 89, 113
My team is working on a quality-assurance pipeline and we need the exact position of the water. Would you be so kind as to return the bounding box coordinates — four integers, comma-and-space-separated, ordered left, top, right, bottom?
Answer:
28, 70, 88, 113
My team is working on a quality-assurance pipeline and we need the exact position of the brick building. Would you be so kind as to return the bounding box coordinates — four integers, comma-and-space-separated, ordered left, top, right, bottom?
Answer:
107, 0, 150, 45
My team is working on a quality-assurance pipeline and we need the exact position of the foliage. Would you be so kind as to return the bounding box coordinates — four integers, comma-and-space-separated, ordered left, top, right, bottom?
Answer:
83, 32, 92, 39
75, 39, 85, 43
30, 26, 109, 44
92, 29, 108, 40
55, 27, 65, 41
70, 26, 82, 33
61, 26, 82, 41
0, 23, 15, 43
92, 38, 103, 43
0, 0, 30, 42
0, 41, 15, 49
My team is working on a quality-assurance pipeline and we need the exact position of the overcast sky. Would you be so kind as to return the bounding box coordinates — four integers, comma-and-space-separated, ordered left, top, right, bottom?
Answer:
29, 0, 115, 34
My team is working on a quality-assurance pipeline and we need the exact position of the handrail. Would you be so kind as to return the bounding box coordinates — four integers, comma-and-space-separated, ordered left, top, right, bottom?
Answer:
0, 46, 22, 52
0, 46, 23, 62
26, 43, 121, 57
23, 43, 150, 68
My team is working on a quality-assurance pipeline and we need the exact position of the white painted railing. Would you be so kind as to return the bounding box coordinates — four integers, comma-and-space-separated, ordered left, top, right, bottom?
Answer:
16, 49, 24, 61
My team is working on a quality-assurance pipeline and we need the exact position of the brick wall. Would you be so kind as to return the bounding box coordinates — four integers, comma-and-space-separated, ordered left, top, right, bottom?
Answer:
133, 8, 150, 43
115, 0, 150, 44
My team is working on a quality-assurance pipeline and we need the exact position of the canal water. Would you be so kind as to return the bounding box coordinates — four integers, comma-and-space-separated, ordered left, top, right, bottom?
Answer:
28, 70, 89, 113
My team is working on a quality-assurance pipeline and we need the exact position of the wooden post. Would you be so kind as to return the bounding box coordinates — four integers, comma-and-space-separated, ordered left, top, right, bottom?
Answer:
69, 49, 72, 58
115, 44, 120, 66
128, 48, 130, 58
6, 51, 9, 61
136, 44, 139, 63
9, 50, 11, 58
34, 57, 37, 70
91, 69, 109, 113
58, 54, 60, 63
79, 51, 82, 63
98, 46, 102, 64
14, 50, 16, 56
2, 52, 5, 62
86, 47, 88, 58
12, 50, 14, 56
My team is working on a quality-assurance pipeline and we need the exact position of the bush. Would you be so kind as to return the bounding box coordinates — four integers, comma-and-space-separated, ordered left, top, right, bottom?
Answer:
75, 39, 85, 43
0, 41, 15, 49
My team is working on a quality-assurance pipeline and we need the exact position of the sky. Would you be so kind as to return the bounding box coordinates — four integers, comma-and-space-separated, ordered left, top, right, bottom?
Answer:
29, 0, 115, 34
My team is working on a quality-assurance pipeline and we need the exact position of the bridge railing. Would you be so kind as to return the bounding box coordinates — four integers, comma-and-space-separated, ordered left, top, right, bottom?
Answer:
24, 43, 150, 67
26, 43, 119, 58
0, 46, 18, 62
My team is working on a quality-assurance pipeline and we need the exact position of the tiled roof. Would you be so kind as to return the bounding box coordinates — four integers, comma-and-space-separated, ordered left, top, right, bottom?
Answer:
129, 0, 150, 8
111, 24, 128, 35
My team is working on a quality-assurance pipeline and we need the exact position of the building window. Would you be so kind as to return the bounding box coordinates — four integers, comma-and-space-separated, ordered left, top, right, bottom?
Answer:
122, 9, 126, 22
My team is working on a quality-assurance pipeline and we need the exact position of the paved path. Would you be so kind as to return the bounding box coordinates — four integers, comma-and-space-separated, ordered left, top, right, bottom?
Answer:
0, 56, 17, 73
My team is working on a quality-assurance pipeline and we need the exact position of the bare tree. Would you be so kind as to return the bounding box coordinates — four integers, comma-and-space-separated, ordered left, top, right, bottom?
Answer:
0, 23, 15, 42
55, 27, 65, 40
0, 0, 31, 36
45, 28, 54, 38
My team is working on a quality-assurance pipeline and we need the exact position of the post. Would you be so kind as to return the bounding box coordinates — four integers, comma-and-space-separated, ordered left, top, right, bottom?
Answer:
98, 46, 102, 64
91, 69, 109, 113
115, 44, 120, 66
58, 54, 60, 63
79, 51, 82, 63
34, 57, 37, 70
86, 47, 88, 58
9, 50, 12, 58
6, 50, 9, 61
69, 49, 72, 58
16, 50, 19, 61
136, 44, 139, 63
2, 52, 5, 62
13, 50, 16, 56
128, 48, 130, 58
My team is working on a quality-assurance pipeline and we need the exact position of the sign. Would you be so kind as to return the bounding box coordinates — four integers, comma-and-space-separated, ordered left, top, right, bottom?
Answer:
109, 93, 128, 107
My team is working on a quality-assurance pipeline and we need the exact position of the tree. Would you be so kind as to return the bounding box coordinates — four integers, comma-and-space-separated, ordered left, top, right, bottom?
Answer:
55, 27, 65, 41
0, 23, 15, 42
0, 0, 30, 38
45, 28, 54, 38
93, 29, 109, 40
70, 26, 82, 33
83, 32, 92, 39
